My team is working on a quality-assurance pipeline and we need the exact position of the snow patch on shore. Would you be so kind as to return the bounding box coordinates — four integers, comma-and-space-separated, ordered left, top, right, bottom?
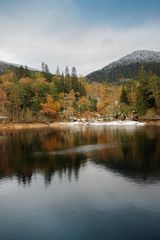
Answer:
91, 120, 145, 126
66, 120, 146, 127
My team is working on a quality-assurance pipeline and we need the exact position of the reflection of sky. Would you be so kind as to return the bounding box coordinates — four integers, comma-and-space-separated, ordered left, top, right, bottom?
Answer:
0, 127, 160, 238
0, 164, 160, 240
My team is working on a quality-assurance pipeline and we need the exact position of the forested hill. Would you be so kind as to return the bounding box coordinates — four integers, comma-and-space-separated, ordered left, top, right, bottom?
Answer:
0, 60, 20, 73
87, 50, 160, 83
0, 58, 160, 123
0, 60, 39, 73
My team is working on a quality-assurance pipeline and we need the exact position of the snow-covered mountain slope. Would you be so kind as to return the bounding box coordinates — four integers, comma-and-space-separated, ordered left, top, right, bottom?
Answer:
0, 60, 19, 73
0, 60, 38, 73
87, 50, 160, 83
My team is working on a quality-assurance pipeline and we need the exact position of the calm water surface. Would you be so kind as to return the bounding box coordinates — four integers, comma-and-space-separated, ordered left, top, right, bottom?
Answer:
0, 125, 160, 240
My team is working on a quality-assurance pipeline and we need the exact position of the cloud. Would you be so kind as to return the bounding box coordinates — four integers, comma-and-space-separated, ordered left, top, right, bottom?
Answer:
0, 1, 160, 75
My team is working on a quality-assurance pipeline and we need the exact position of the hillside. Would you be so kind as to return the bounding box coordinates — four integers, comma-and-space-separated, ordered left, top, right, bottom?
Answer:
0, 60, 39, 74
0, 60, 20, 73
87, 50, 160, 83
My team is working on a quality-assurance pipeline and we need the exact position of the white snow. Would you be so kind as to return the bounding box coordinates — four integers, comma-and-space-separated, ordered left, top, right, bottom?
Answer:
90, 120, 145, 126
0, 60, 39, 72
103, 50, 160, 71
64, 120, 145, 127
87, 50, 160, 81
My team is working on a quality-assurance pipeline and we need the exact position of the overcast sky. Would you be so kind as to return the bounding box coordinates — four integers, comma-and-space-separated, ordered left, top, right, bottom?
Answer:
0, 0, 160, 75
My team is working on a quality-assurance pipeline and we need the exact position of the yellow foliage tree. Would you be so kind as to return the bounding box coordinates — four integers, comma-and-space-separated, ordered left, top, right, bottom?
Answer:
79, 96, 89, 106
40, 95, 61, 118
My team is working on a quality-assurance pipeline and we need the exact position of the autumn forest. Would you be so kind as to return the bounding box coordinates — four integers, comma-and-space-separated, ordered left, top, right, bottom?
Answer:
0, 63, 160, 123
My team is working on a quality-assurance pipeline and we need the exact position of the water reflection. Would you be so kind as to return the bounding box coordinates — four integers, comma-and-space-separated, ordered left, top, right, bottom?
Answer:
0, 126, 160, 185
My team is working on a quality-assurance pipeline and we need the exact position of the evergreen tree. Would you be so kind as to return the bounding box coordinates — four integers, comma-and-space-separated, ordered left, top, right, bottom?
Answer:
53, 74, 65, 94
41, 62, 50, 74
120, 85, 129, 105
19, 65, 25, 78
24, 65, 30, 77
71, 67, 77, 77
71, 67, 79, 94
41, 62, 45, 72
41, 62, 52, 82
136, 65, 153, 114
150, 74, 160, 113
56, 66, 60, 75
44, 64, 50, 74
89, 98, 97, 111
78, 82, 86, 96
65, 66, 70, 77
64, 66, 71, 92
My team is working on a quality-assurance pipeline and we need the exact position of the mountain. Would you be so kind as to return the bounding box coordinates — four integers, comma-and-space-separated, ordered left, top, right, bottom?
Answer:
0, 60, 20, 73
0, 60, 38, 73
87, 50, 160, 83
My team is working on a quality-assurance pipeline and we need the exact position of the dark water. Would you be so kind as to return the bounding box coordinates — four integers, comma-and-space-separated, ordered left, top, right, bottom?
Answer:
0, 125, 160, 240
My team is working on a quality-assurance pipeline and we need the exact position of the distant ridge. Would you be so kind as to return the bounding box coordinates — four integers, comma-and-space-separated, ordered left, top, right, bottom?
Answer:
87, 50, 160, 83
0, 60, 38, 73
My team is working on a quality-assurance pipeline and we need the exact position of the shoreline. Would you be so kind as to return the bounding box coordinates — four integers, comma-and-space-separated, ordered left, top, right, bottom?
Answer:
0, 119, 160, 130
0, 120, 160, 130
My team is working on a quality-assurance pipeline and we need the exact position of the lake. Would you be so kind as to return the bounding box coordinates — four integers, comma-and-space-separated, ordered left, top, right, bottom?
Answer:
0, 125, 160, 240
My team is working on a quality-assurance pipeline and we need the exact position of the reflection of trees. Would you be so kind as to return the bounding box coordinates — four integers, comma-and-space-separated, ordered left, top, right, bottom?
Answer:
0, 126, 160, 185
92, 127, 160, 182
0, 129, 89, 185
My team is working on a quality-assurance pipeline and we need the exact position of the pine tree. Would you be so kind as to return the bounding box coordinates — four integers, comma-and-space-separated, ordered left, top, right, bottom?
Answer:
136, 65, 152, 114
71, 67, 77, 77
150, 74, 160, 114
65, 66, 70, 77
41, 62, 52, 82
56, 66, 60, 76
19, 65, 25, 78
71, 67, 79, 94
78, 82, 86, 96
41, 62, 45, 72
41, 62, 50, 74
53, 73, 65, 94
120, 85, 129, 105
24, 65, 30, 77
64, 66, 71, 93
44, 64, 50, 74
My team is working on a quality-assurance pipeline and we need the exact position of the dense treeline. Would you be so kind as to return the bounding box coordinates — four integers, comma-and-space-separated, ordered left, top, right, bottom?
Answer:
0, 64, 160, 123
123, 65, 160, 118
0, 64, 96, 122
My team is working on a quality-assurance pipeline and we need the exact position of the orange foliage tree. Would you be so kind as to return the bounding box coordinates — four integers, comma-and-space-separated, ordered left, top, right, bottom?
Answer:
40, 95, 61, 119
